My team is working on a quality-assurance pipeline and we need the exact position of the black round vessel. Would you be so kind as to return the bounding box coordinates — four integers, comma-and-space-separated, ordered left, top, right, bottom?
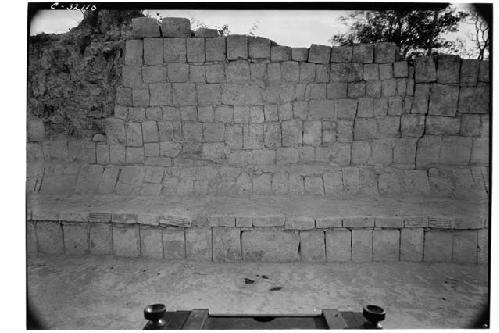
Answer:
144, 304, 167, 329
362, 305, 386, 329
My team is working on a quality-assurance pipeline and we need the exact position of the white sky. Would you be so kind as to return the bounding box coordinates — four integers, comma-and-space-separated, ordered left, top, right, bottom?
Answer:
30, 9, 349, 47
29, 5, 481, 54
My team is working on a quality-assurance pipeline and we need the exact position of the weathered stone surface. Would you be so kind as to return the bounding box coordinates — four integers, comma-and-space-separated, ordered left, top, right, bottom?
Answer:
416, 136, 441, 168
163, 228, 185, 259
401, 114, 425, 137
424, 231, 452, 262
437, 55, 460, 84
227, 35, 248, 60
458, 86, 489, 114
131, 17, 161, 38
89, 223, 112, 255
425, 116, 460, 135
460, 59, 479, 86
286, 216, 315, 230
140, 226, 163, 259
281, 120, 302, 146
35, 222, 63, 254
248, 37, 271, 59
271, 45, 292, 61
452, 231, 478, 264
309, 100, 335, 120
330, 46, 352, 62
186, 38, 205, 63
330, 63, 363, 82
113, 224, 140, 257
352, 44, 373, 63
477, 229, 488, 264
206, 37, 226, 61
242, 230, 299, 262
164, 38, 186, 63
144, 38, 163, 65
428, 84, 459, 116
308, 45, 330, 63
63, 223, 89, 255
292, 47, 309, 61
161, 17, 191, 37
300, 230, 326, 262
439, 136, 472, 165
351, 229, 372, 262
400, 228, 423, 262
213, 228, 242, 262
374, 42, 396, 63
194, 28, 218, 37
325, 229, 351, 261
28, 120, 45, 142
414, 57, 436, 83
394, 61, 408, 77
186, 228, 212, 261
373, 230, 399, 261
125, 40, 143, 66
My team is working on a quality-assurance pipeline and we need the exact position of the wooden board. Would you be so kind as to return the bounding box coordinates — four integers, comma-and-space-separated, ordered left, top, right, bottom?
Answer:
182, 309, 209, 330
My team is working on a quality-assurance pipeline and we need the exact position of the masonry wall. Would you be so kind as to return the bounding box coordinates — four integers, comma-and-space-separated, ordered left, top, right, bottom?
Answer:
27, 18, 490, 199
26, 17, 490, 263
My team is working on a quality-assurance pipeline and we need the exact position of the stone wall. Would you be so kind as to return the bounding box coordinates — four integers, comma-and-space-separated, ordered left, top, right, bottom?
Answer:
27, 17, 490, 264
27, 17, 490, 200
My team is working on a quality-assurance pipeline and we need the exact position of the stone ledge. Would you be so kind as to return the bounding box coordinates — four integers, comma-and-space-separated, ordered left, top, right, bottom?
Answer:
27, 194, 487, 263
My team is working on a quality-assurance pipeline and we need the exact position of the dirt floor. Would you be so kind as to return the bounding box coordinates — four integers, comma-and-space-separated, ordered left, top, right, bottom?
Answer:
27, 254, 489, 329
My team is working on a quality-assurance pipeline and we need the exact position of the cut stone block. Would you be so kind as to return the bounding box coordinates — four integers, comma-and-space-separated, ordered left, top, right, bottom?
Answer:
144, 38, 163, 65
292, 47, 309, 61
163, 228, 185, 259
90, 223, 113, 255
343, 217, 374, 228
163, 38, 186, 63
316, 217, 342, 229
424, 230, 452, 262
194, 28, 218, 37
227, 35, 248, 60
452, 230, 478, 264
249, 37, 271, 59
241, 230, 299, 262
477, 229, 488, 264
400, 228, 423, 262
28, 120, 45, 142
213, 227, 242, 262
161, 17, 191, 37
285, 216, 315, 230
271, 45, 292, 61
351, 229, 372, 262
125, 40, 143, 66
308, 45, 331, 64
352, 44, 373, 63
36, 222, 63, 254
300, 230, 326, 262
27, 222, 37, 254
131, 17, 161, 38
437, 55, 460, 84
375, 217, 403, 228
374, 42, 396, 63
206, 37, 226, 61
460, 59, 479, 86
187, 38, 205, 63
63, 223, 89, 255
415, 57, 436, 83
140, 226, 164, 259
325, 229, 351, 262
428, 84, 459, 116
186, 228, 212, 261
113, 224, 140, 257
373, 229, 400, 261
330, 46, 352, 62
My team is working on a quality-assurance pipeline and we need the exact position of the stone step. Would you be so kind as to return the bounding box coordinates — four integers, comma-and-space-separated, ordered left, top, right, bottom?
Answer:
27, 194, 488, 264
